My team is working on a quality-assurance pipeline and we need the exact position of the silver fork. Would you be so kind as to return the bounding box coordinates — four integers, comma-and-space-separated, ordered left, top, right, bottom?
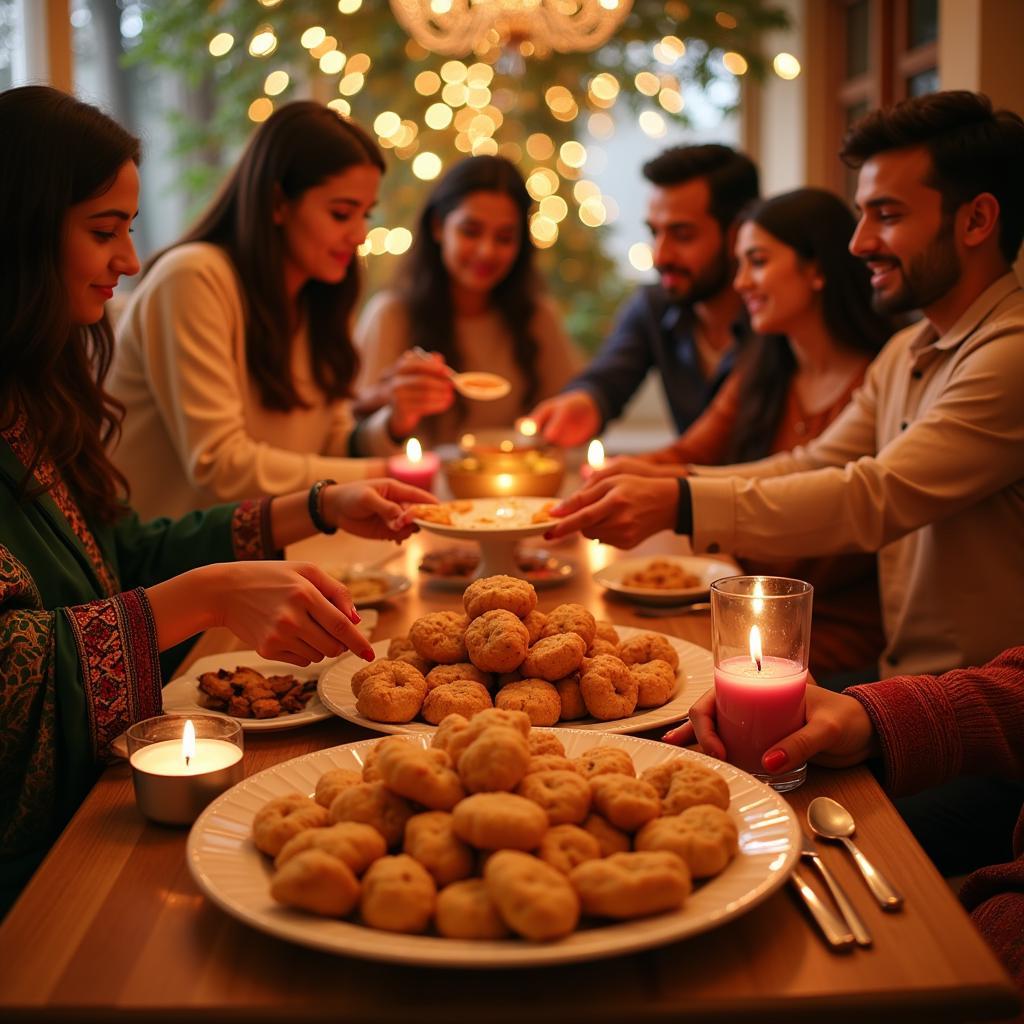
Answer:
800, 830, 873, 947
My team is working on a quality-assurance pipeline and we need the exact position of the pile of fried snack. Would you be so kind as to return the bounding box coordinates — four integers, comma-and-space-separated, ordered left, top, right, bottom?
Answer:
197, 666, 315, 719
621, 558, 701, 591
351, 574, 682, 726
253, 707, 739, 940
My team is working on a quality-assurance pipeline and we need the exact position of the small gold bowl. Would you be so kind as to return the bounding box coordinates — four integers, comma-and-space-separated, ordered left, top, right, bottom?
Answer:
444, 449, 565, 499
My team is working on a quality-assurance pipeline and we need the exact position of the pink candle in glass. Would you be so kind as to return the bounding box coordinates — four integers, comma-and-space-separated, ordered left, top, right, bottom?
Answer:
387, 437, 439, 491
715, 653, 807, 772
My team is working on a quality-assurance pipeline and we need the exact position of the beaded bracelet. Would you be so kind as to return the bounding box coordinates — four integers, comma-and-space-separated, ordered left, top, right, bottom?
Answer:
307, 478, 337, 535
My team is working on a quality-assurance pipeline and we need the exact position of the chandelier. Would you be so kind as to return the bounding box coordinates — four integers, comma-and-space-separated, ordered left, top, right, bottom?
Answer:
389, 0, 634, 57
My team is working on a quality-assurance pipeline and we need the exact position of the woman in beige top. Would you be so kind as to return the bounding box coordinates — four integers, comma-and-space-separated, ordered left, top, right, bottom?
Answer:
355, 155, 581, 446
109, 102, 439, 519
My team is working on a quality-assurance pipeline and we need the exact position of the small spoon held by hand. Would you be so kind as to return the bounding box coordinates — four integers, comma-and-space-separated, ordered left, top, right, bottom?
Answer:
808, 796, 904, 911
411, 346, 511, 401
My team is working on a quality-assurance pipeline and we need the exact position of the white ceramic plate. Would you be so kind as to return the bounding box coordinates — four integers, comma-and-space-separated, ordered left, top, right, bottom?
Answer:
187, 730, 798, 967
322, 568, 411, 608
163, 651, 337, 733
594, 556, 737, 606
317, 625, 711, 737
413, 496, 556, 538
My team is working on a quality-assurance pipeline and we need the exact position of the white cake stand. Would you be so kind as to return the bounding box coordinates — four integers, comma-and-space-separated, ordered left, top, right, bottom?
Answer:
412, 497, 557, 578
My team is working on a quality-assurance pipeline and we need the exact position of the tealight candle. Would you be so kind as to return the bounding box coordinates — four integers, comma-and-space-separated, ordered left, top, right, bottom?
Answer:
580, 438, 605, 481
711, 576, 813, 792
127, 715, 244, 825
387, 437, 440, 491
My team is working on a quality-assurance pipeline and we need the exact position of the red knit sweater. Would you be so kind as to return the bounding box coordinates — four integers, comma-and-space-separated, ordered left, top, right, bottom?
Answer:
848, 646, 1024, 1012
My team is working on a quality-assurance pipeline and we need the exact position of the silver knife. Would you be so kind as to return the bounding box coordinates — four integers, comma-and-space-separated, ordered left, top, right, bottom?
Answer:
801, 831, 873, 946
790, 867, 855, 950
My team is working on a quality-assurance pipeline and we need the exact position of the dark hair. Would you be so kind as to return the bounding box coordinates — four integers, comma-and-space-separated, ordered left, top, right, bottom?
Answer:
396, 155, 542, 410
727, 188, 893, 462
841, 90, 1024, 263
0, 85, 139, 522
151, 101, 384, 411
642, 144, 760, 230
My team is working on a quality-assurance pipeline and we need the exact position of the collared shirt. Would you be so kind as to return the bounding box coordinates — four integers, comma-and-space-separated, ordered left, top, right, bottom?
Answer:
567, 285, 746, 433
687, 272, 1024, 677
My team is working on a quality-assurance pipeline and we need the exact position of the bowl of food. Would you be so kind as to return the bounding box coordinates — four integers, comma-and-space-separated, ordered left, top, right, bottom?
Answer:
444, 448, 565, 499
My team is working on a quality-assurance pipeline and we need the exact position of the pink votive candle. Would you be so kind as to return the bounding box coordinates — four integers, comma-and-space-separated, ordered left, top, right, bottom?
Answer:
387, 437, 439, 491
714, 655, 807, 773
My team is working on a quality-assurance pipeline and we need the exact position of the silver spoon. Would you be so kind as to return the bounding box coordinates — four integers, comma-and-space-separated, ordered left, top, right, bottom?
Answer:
808, 796, 904, 912
410, 346, 511, 401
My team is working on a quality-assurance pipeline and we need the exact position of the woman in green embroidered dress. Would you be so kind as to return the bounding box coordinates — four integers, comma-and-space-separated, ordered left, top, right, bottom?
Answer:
0, 86, 433, 914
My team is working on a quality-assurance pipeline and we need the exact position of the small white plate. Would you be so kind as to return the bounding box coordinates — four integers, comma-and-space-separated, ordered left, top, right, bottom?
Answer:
317, 625, 711, 736
187, 731, 799, 967
595, 556, 737, 606
413, 496, 556, 538
163, 652, 336, 732
322, 568, 410, 607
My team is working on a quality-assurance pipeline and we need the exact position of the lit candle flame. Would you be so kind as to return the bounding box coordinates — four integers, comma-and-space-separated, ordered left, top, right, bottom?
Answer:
749, 625, 763, 673
182, 719, 196, 768
496, 473, 514, 492
517, 417, 538, 437
587, 439, 605, 469
752, 578, 765, 615
405, 437, 422, 463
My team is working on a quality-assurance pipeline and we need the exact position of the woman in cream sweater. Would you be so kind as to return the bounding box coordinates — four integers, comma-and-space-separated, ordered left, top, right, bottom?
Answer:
109, 102, 438, 519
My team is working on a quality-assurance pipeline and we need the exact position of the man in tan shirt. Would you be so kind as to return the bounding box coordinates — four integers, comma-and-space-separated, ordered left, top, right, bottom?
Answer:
549, 91, 1024, 681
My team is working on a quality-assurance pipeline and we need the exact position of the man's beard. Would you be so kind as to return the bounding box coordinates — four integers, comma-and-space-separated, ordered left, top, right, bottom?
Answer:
870, 217, 961, 315
658, 244, 733, 305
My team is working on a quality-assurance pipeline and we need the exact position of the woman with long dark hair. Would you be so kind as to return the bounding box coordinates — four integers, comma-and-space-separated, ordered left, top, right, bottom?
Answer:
108, 101, 438, 519
591, 188, 893, 677
0, 86, 431, 910
355, 155, 580, 444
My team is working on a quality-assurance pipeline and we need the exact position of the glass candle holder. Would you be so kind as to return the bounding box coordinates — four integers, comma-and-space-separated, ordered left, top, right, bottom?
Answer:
711, 576, 813, 792
127, 715, 244, 826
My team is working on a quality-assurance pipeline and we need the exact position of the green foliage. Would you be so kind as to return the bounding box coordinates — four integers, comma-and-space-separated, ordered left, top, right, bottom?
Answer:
128, 0, 788, 348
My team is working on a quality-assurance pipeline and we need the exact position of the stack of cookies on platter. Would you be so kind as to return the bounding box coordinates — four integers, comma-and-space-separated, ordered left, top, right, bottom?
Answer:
351, 574, 682, 727
254, 707, 739, 940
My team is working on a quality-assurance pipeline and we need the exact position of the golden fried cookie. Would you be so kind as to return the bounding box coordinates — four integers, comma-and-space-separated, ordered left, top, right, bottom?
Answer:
443, 707, 532, 767
350, 660, 389, 699
484, 850, 580, 941
631, 659, 677, 709
270, 849, 360, 917
516, 770, 591, 825
586, 638, 619, 659
554, 675, 587, 720
403, 811, 475, 887
376, 742, 465, 811
435, 878, 510, 940
355, 662, 428, 723
538, 823, 602, 874
582, 813, 632, 856
431, 712, 470, 756
617, 632, 680, 672
495, 678, 561, 726
465, 610, 530, 673
422, 680, 493, 725
527, 753, 576, 775
522, 609, 549, 645
463, 574, 538, 621
252, 794, 330, 857
314, 768, 364, 809
359, 854, 437, 933
579, 655, 639, 721
409, 611, 469, 664
359, 737, 414, 782
540, 603, 597, 647
425, 662, 491, 691
662, 763, 731, 814
569, 851, 691, 918
572, 745, 636, 780
274, 820, 387, 874
528, 731, 565, 757
635, 805, 739, 878
457, 725, 531, 793
589, 774, 662, 832
385, 636, 432, 675
521, 633, 587, 682
329, 781, 415, 848
451, 792, 549, 850
595, 621, 621, 645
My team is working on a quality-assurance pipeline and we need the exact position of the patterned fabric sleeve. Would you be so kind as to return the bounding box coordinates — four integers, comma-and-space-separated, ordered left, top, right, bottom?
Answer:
230, 496, 279, 560
1, 546, 161, 874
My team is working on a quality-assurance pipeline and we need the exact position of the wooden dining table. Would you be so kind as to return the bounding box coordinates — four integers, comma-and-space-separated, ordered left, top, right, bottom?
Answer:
0, 526, 1019, 1024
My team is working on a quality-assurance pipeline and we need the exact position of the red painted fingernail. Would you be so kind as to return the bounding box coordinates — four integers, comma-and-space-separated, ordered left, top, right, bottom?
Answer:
352, 611, 361, 623
762, 749, 787, 772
